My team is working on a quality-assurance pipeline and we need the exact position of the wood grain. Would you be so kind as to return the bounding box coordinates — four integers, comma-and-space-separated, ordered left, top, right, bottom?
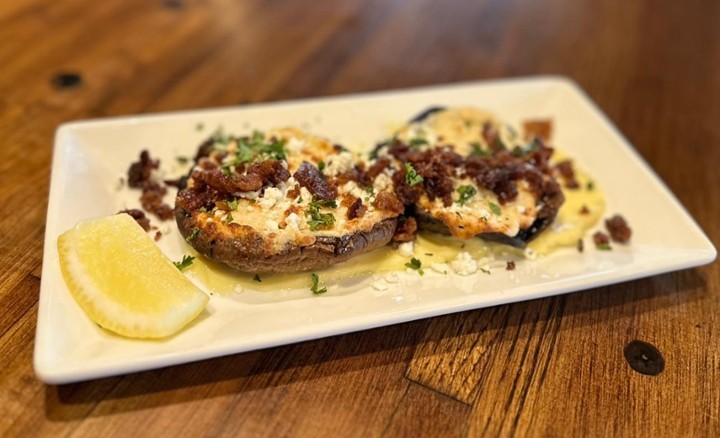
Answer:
1, 0, 718, 436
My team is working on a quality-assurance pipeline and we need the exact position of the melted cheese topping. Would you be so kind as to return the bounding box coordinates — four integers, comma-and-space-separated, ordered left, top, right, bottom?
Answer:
192, 128, 398, 254
395, 107, 520, 156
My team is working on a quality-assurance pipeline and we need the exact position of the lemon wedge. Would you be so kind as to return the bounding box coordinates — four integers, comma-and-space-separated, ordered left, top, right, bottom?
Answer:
57, 213, 209, 339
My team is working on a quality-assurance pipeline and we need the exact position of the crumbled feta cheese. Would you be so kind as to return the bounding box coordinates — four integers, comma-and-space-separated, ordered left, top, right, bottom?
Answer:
286, 212, 302, 231
524, 248, 537, 260
341, 180, 366, 199
299, 187, 312, 203
258, 187, 283, 210
264, 219, 279, 231
286, 137, 305, 153
431, 262, 450, 274
384, 272, 400, 283
451, 252, 478, 276
323, 151, 354, 176
372, 281, 389, 291
398, 241, 414, 257
373, 169, 393, 192
237, 190, 261, 200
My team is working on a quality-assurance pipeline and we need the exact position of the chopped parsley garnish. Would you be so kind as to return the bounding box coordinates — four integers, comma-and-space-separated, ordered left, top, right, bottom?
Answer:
253, 274, 262, 282
211, 126, 231, 145
456, 185, 477, 206
586, 181, 595, 191
318, 161, 326, 172
489, 202, 502, 216
408, 138, 428, 147
227, 197, 238, 210
185, 227, 200, 242
470, 142, 491, 157
305, 198, 337, 231
173, 255, 195, 271
405, 163, 424, 186
511, 138, 542, 157
223, 212, 233, 224
258, 138, 287, 160
405, 257, 424, 275
234, 143, 254, 164
176, 156, 189, 165
480, 267, 491, 275
310, 273, 327, 295
196, 122, 204, 131
596, 242, 612, 251
221, 165, 233, 176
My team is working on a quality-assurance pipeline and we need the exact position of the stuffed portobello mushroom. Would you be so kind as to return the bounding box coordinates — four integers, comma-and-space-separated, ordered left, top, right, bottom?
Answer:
373, 107, 566, 248
175, 127, 405, 273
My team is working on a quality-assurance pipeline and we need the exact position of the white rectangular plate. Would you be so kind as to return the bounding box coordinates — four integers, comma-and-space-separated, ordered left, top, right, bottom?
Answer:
35, 77, 716, 384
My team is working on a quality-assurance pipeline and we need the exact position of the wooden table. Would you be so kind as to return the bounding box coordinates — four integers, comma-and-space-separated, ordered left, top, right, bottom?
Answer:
2, 0, 718, 436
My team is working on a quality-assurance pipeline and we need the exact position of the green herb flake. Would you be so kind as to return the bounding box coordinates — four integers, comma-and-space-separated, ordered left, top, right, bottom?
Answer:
310, 273, 327, 295
234, 143, 254, 164
405, 257, 424, 275
305, 198, 337, 231
173, 255, 195, 271
405, 163, 424, 186
196, 122, 204, 131
480, 267, 491, 275
227, 197, 239, 210
470, 142, 491, 157
176, 156, 189, 165
456, 185, 477, 206
318, 161, 326, 172
489, 202, 502, 216
596, 242, 612, 251
586, 181, 595, 191
211, 126, 231, 145
185, 227, 200, 242
223, 212, 234, 224
408, 138, 428, 148
253, 274, 262, 283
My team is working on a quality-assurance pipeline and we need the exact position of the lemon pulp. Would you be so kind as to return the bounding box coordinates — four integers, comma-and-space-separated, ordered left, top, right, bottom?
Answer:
57, 213, 209, 339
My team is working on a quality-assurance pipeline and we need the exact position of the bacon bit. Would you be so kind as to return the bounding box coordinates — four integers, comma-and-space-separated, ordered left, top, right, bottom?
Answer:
366, 157, 390, 180
127, 150, 159, 188
482, 122, 505, 152
118, 209, 151, 231
347, 197, 367, 220
154, 231, 162, 241
334, 165, 366, 186
606, 214, 632, 243
373, 191, 404, 215
523, 119, 553, 142
164, 178, 184, 188
579, 205, 590, 215
593, 231, 611, 250
286, 184, 301, 199
284, 204, 303, 217
393, 216, 417, 242
506, 260, 516, 271
247, 160, 291, 186
194, 138, 215, 161
555, 160, 580, 189
139, 180, 174, 220
293, 161, 337, 201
